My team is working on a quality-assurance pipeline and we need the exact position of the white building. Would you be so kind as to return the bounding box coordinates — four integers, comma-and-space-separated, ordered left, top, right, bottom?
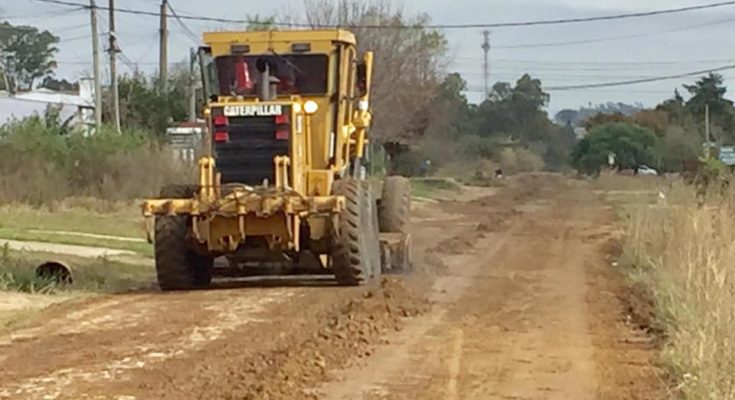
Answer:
0, 79, 95, 129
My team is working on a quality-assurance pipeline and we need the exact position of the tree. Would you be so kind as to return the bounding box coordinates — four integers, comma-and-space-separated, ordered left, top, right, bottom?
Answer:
683, 73, 735, 143
107, 66, 191, 135
301, 0, 448, 145
684, 73, 732, 117
572, 122, 660, 175
0, 22, 59, 91
245, 14, 277, 31
555, 109, 579, 125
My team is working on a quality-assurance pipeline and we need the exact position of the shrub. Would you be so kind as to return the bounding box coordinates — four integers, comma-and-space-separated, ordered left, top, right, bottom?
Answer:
498, 147, 545, 174
0, 116, 194, 204
572, 122, 660, 175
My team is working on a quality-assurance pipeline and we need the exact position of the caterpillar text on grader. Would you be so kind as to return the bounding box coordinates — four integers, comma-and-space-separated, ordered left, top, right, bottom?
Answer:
142, 30, 412, 290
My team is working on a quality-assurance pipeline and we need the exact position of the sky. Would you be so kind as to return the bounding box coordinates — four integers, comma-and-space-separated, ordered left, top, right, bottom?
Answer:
2, 0, 735, 116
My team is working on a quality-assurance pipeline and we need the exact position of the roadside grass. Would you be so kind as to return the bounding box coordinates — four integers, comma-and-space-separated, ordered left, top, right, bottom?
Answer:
594, 172, 665, 192
0, 199, 151, 256
0, 199, 143, 237
0, 245, 154, 333
0, 246, 154, 294
600, 175, 735, 399
411, 177, 462, 199
0, 229, 152, 256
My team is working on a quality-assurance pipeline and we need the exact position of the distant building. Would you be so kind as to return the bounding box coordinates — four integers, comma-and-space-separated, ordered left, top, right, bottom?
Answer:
0, 79, 95, 130
574, 127, 588, 139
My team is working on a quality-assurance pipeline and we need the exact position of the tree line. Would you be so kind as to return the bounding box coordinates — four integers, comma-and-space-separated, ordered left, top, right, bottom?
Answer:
9, 1, 726, 180
570, 73, 733, 175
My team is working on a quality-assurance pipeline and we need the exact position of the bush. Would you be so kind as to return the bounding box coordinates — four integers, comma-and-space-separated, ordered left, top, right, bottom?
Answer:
572, 122, 660, 175
498, 147, 545, 174
0, 115, 194, 204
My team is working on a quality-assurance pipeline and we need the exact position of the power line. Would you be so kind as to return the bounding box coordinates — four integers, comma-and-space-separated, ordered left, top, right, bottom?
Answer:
452, 57, 735, 66
166, 2, 199, 46
1, 8, 85, 20
459, 72, 689, 80
494, 15, 735, 49
465, 88, 677, 95
30, 0, 735, 29
545, 64, 735, 91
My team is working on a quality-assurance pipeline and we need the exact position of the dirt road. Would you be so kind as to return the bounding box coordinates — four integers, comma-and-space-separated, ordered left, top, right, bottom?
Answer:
0, 176, 660, 399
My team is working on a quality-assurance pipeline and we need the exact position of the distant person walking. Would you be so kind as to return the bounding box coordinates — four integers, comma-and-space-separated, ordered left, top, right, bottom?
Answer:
419, 159, 432, 176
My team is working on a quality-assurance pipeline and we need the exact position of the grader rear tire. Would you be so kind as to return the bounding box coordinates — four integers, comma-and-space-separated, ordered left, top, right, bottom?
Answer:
379, 176, 411, 233
332, 178, 380, 286
154, 184, 212, 291
363, 181, 382, 281
379, 176, 412, 273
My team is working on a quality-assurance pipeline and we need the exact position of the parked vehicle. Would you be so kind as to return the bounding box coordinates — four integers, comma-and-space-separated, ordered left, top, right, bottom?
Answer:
637, 165, 658, 176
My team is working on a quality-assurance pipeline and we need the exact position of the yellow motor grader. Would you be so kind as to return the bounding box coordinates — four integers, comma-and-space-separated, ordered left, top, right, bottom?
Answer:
142, 30, 412, 290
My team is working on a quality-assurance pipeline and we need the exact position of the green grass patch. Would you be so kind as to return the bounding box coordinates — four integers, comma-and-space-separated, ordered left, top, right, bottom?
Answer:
411, 178, 462, 199
0, 201, 152, 256
0, 228, 152, 256
0, 245, 154, 294
0, 202, 143, 238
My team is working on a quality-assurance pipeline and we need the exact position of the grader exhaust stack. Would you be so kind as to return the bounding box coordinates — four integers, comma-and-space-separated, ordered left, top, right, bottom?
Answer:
142, 30, 412, 290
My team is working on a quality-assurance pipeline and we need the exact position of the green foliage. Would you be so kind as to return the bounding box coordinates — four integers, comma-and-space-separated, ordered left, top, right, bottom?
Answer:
0, 22, 59, 91
554, 102, 643, 127
246, 14, 277, 31
0, 245, 56, 293
498, 147, 545, 174
394, 71, 578, 176
303, 0, 449, 144
0, 114, 192, 204
40, 76, 78, 92
109, 69, 191, 135
697, 156, 728, 184
566, 74, 735, 175
661, 125, 701, 172
572, 122, 660, 175
683, 73, 735, 143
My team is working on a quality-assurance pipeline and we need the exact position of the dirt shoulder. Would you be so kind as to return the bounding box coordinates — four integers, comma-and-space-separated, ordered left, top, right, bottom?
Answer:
319, 176, 663, 400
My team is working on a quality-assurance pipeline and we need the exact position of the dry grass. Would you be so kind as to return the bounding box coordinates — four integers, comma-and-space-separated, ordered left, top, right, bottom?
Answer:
609, 176, 735, 399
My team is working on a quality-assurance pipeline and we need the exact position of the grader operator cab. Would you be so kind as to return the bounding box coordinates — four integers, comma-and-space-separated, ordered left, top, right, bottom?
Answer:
142, 30, 412, 290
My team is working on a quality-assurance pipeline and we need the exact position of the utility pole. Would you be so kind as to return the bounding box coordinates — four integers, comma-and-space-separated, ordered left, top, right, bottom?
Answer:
159, 0, 168, 93
188, 47, 197, 122
705, 103, 711, 158
482, 30, 491, 99
109, 0, 121, 133
90, 0, 102, 130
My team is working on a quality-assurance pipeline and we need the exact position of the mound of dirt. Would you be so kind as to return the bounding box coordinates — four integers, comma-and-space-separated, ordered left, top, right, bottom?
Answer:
114, 278, 429, 400
433, 233, 485, 255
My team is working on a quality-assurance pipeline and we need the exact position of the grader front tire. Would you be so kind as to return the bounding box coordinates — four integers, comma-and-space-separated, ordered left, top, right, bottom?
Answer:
154, 216, 213, 291
154, 184, 212, 291
332, 178, 380, 286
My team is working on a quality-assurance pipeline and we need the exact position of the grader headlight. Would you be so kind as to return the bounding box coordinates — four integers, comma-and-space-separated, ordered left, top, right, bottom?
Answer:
304, 100, 319, 114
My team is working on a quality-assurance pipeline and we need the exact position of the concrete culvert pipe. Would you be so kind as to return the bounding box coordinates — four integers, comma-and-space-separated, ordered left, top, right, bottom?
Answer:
35, 261, 73, 285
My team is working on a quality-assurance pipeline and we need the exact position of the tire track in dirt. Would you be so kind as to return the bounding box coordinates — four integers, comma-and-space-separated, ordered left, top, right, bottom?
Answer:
0, 182, 501, 400
0, 288, 297, 399
0, 176, 661, 400
319, 176, 662, 400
